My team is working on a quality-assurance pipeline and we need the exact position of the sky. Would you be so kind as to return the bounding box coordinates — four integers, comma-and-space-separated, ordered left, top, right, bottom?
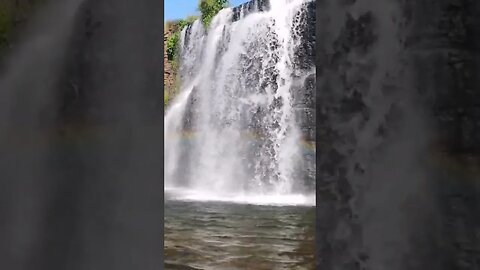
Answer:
165, 0, 250, 21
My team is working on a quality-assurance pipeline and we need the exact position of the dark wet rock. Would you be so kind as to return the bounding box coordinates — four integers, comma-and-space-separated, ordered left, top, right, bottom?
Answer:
292, 0, 316, 71
231, 0, 270, 22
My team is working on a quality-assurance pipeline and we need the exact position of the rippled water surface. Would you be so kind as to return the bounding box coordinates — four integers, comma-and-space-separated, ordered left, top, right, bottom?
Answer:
165, 198, 315, 270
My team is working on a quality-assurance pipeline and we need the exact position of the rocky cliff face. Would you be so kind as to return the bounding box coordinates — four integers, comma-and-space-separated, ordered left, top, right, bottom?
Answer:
178, 0, 317, 190
164, 22, 179, 105
316, 0, 480, 269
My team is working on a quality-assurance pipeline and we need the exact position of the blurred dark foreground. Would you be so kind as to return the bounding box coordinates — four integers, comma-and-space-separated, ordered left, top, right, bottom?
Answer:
0, 0, 164, 269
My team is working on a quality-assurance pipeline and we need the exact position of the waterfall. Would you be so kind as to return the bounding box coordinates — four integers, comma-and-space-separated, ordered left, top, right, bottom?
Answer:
165, 0, 315, 206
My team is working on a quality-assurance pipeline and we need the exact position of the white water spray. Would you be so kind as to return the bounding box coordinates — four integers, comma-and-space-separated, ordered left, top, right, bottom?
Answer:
165, 0, 315, 206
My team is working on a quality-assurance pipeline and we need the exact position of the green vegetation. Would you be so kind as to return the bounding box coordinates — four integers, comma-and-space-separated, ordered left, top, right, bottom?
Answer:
164, 90, 169, 107
166, 16, 197, 61
199, 0, 228, 28
164, 15, 198, 108
178, 15, 198, 30
165, 0, 229, 61
164, 0, 228, 108
166, 31, 179, 60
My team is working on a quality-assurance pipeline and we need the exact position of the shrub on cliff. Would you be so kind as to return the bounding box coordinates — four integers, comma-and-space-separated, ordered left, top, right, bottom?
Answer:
165, 16, 197, 61
164, 90, 169, 107
178, 16, 198, 30
199, 0, 227, 28
166, 31, 179, 60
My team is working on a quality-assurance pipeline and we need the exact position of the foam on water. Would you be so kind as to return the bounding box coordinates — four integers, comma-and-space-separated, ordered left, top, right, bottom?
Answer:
165, 187, 315, 207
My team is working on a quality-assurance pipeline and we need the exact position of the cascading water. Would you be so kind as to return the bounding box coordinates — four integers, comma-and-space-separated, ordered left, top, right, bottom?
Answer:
165, 0, 315, 206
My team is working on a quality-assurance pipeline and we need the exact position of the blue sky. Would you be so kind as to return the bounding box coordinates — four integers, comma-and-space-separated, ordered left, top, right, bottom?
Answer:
165, 0, 250, 21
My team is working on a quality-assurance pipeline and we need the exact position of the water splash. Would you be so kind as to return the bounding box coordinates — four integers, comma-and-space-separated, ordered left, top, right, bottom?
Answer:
165, 0, 315, 206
